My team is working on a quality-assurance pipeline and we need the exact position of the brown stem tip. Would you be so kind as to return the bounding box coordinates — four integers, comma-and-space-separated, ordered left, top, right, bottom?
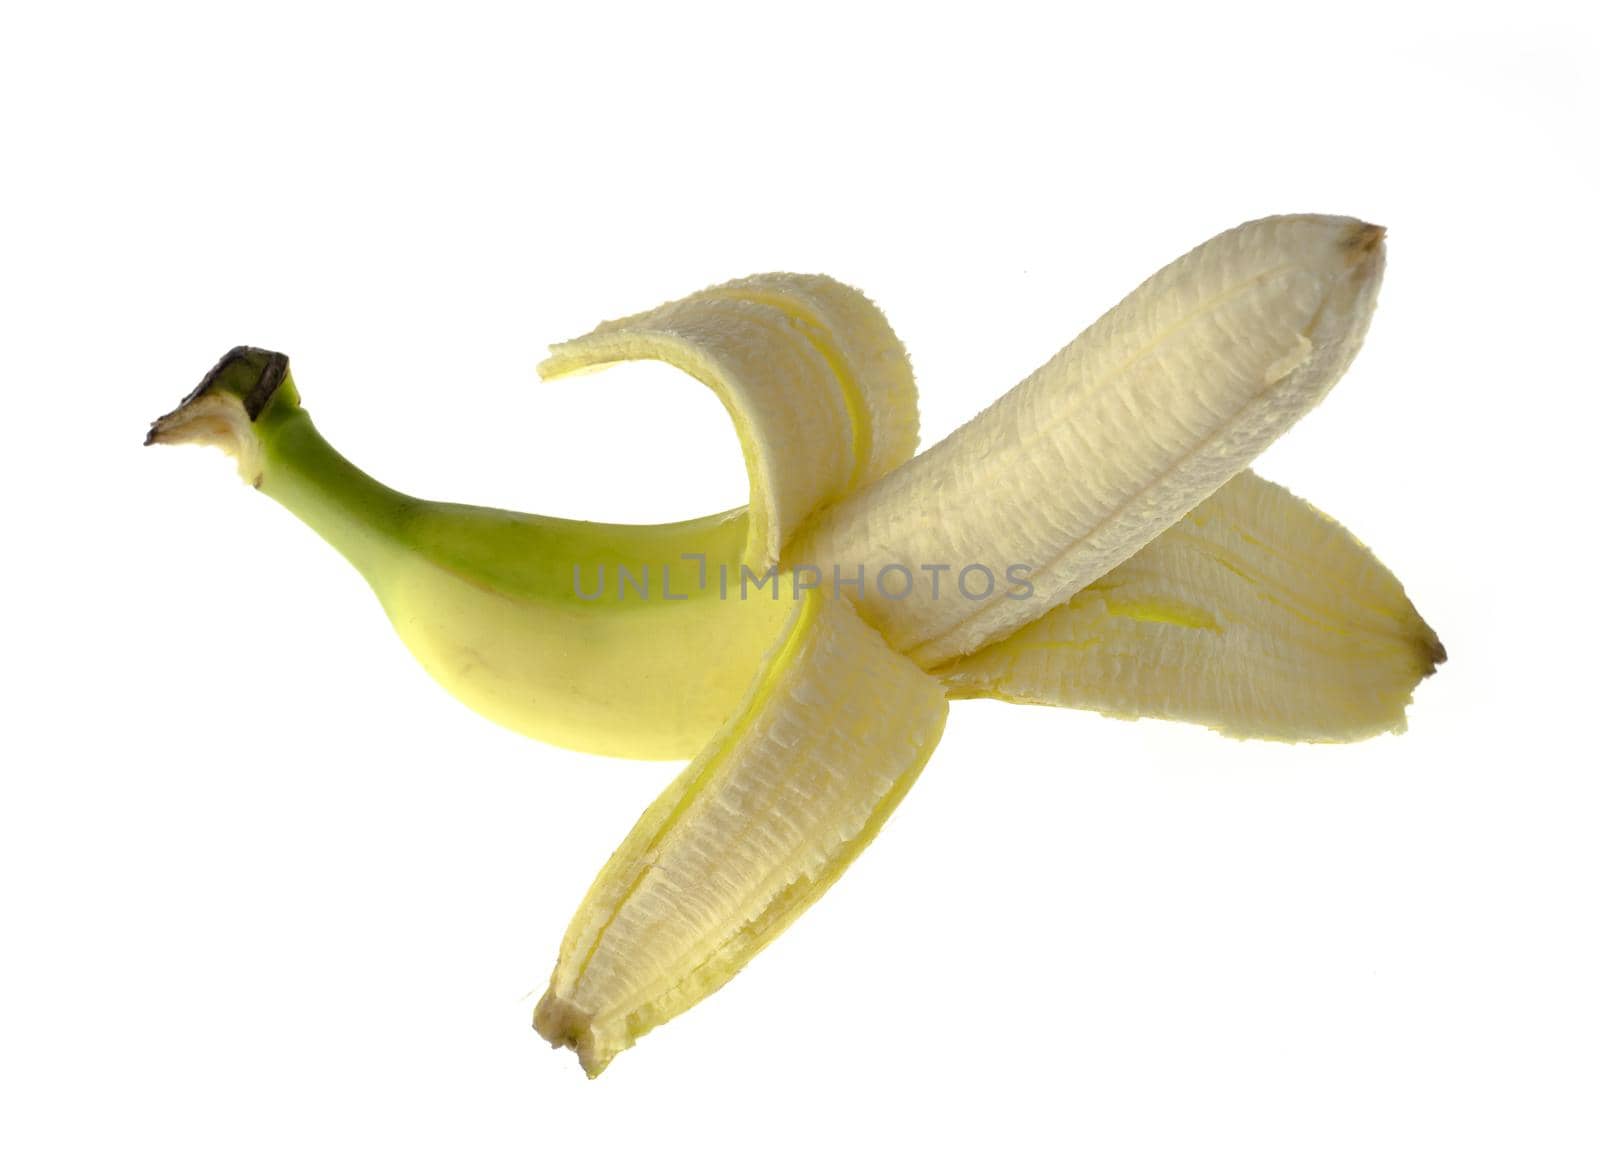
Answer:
1342, 221, 1387, 260
144, 346, 290, 447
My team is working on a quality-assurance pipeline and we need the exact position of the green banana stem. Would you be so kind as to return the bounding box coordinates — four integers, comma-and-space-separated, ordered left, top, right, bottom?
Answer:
255, 399, 417, 581
146, 346, 415, 581
147, 347, 756, 597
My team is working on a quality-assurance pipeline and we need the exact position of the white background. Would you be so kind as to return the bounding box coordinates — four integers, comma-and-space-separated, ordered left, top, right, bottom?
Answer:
3, 2, 1596, 1151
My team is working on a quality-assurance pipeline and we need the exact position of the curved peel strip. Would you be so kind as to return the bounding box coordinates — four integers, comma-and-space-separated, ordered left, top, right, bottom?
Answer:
797, 215, 1387, 667
534, 587, 948, 1076
937, 471, 1445, 741
540, 274, 918, 571
705, 273, 920, 484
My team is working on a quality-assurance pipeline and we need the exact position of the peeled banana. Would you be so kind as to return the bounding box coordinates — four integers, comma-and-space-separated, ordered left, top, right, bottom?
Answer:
147, 214, 1442, 1075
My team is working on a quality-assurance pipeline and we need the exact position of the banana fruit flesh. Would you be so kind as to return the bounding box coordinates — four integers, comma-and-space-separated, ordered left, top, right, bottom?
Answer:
147, 214, 1442, 1075
796, 215, 1387, 666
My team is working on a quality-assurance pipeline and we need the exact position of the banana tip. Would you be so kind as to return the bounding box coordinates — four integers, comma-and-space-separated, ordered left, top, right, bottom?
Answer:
1342, 221, 1387, 261
534, 990, 612, 1078
1424, 633, 1447, 672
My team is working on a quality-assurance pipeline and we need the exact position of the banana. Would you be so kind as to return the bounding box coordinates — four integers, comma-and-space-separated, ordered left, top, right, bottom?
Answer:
147, 214, 1442, 1075
794, 214, 1387, 667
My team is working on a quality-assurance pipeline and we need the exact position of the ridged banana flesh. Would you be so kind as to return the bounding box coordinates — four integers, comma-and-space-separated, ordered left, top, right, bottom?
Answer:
534, 588, 947, 1076
937, 470, 1445, 741
797, 215, 1387, 667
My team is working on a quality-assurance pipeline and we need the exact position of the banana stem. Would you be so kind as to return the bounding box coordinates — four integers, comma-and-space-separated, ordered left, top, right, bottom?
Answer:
147, 347, 416, 582
254, 403, 415, 579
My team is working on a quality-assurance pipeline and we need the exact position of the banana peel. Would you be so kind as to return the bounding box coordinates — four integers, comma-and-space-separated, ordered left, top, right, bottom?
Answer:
535, 588, 947, 1076
147, 214, 1443, 1075
938, 470, 1445, 741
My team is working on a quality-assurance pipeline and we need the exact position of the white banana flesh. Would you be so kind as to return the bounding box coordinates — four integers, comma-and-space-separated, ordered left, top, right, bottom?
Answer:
937, 470, 1445, 741
797, 215, 1387, 667
535, 589, 948, 1076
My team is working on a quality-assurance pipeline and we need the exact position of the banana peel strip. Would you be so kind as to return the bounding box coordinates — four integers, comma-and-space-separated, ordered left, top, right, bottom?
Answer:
938, 471, 1445, 741
539, 273, 919, 572
535, 587, 948, 1076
